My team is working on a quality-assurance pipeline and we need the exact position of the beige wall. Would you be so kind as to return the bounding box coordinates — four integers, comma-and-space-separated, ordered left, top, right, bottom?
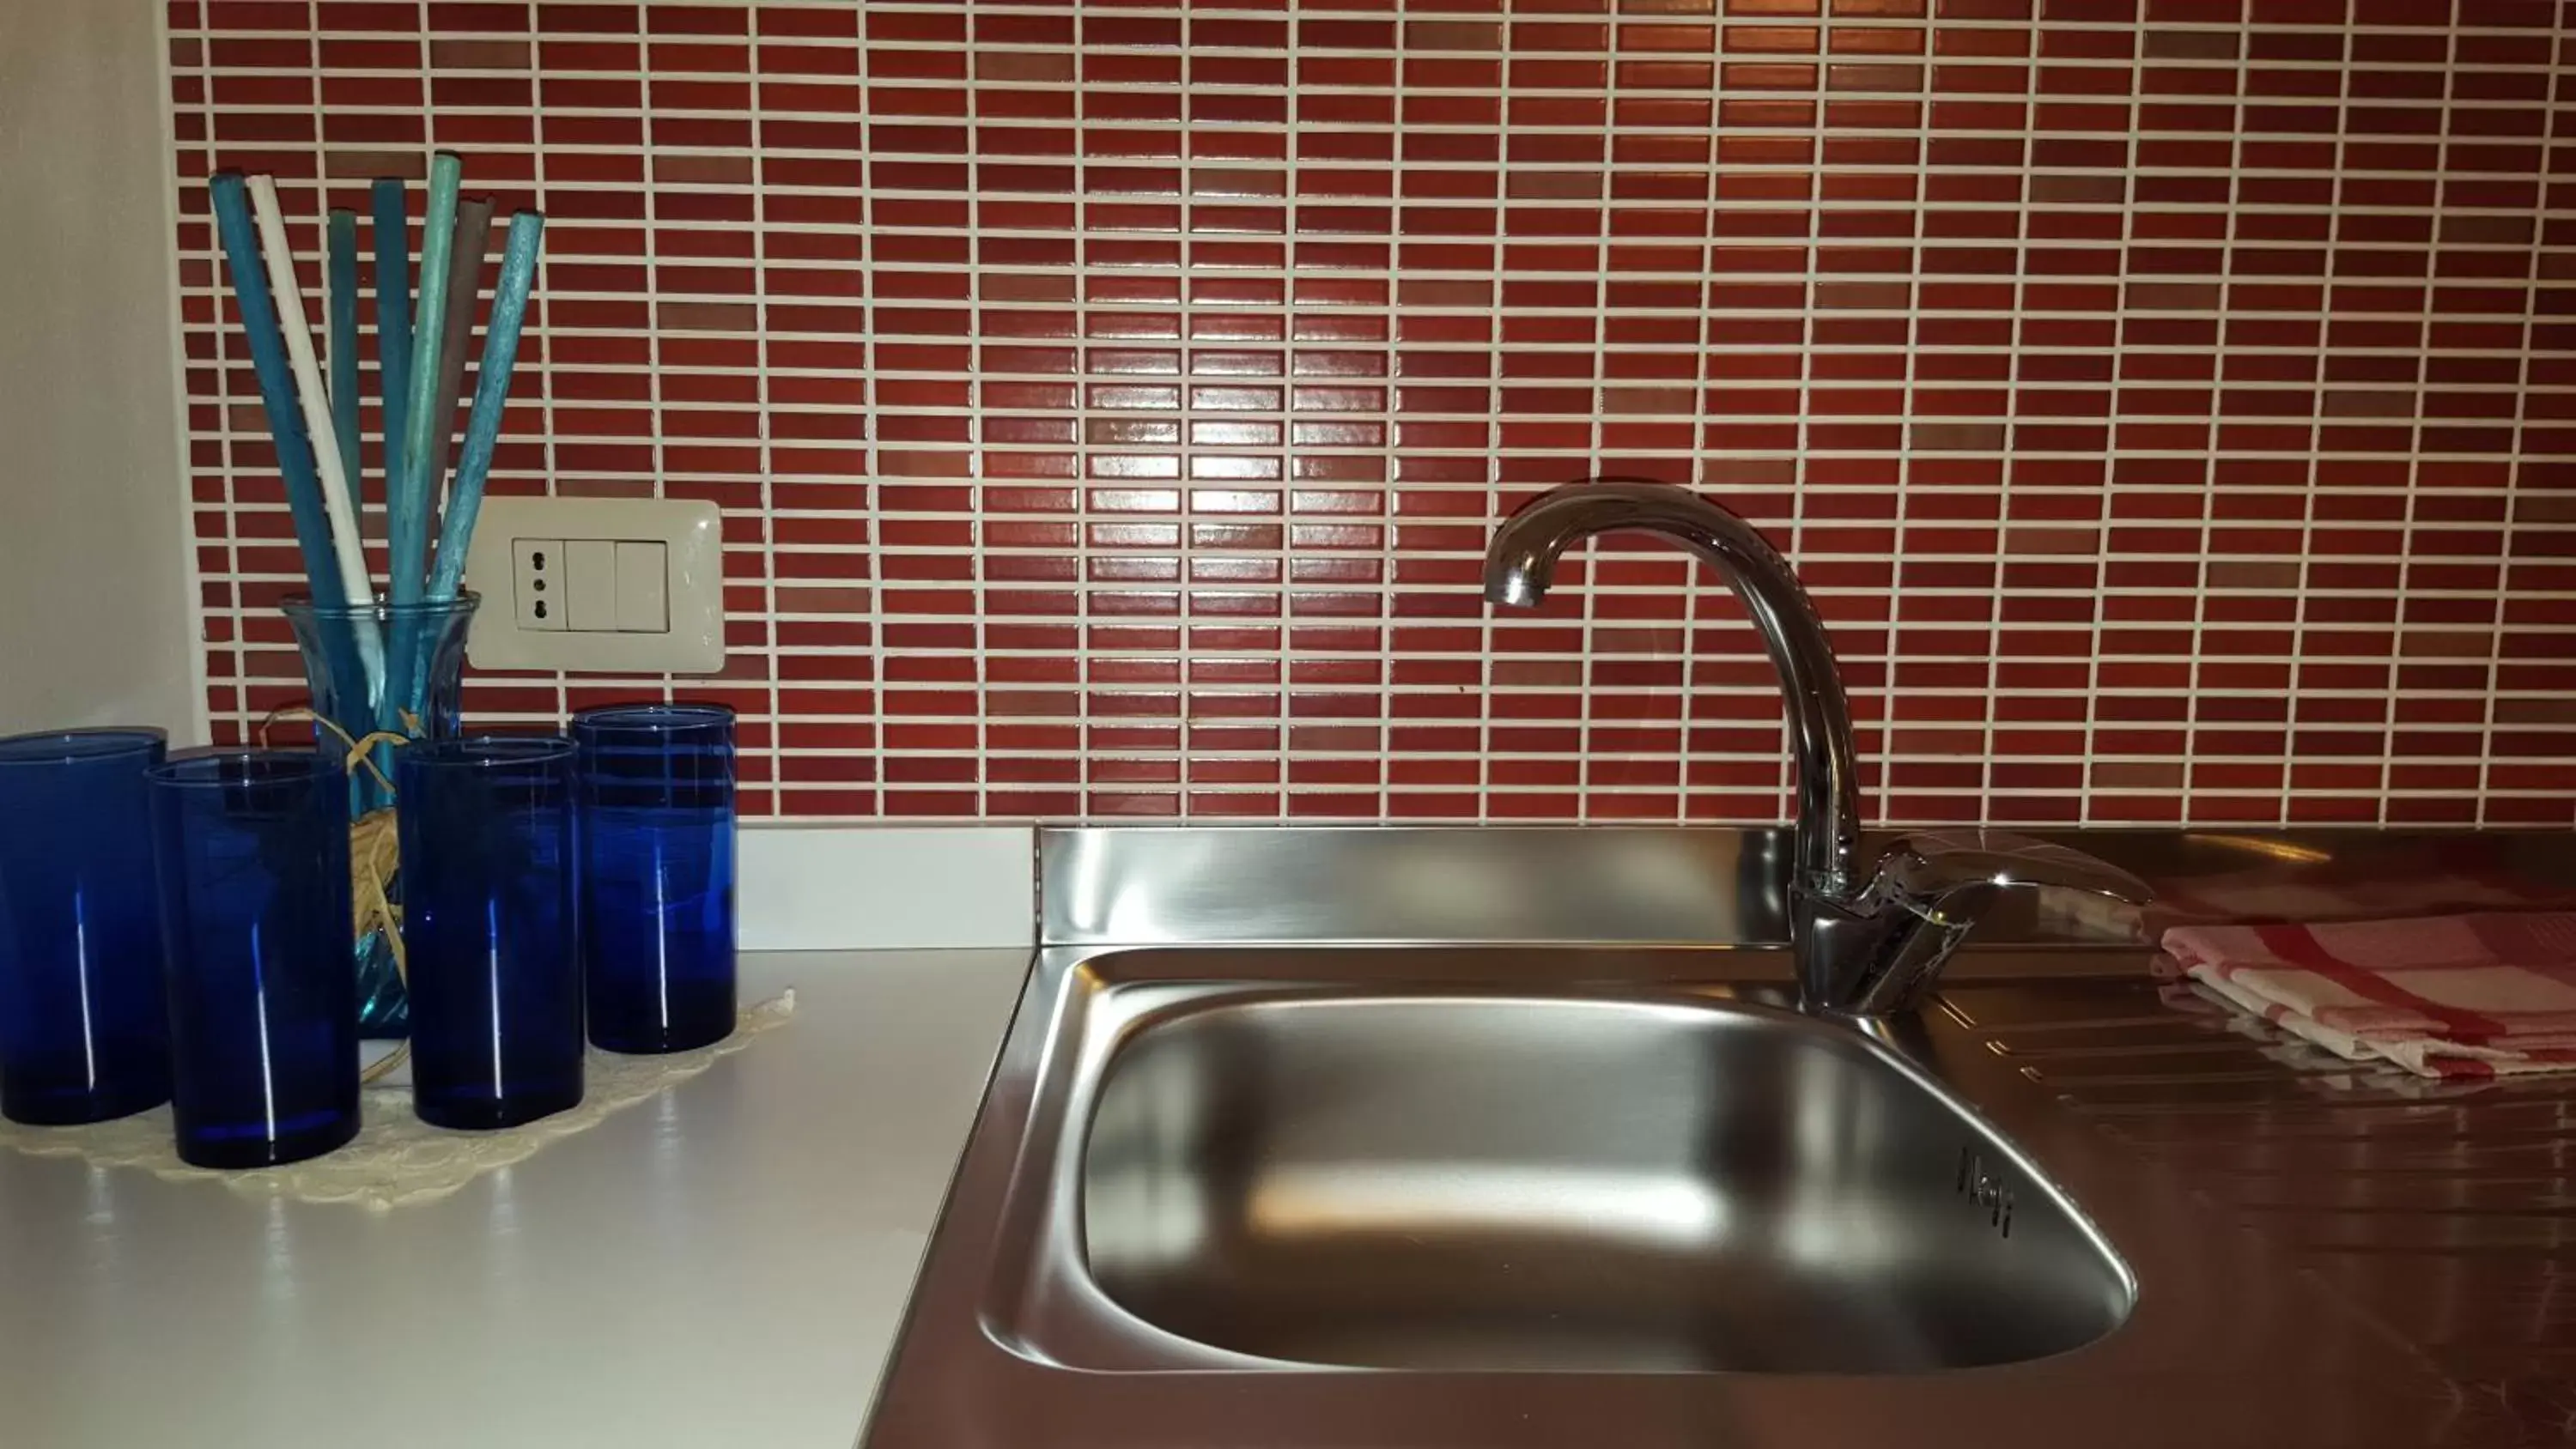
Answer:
0, 0, 199, 738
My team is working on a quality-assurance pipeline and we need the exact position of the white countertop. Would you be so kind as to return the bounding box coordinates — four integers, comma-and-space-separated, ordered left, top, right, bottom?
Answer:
0, 949, 1030, 1449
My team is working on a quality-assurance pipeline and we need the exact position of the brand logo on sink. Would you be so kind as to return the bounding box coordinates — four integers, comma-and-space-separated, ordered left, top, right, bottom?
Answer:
1957, 1145, 2017, 1240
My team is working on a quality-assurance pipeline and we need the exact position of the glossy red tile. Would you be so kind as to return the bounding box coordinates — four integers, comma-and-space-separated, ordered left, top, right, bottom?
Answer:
172, 2, 2574, 825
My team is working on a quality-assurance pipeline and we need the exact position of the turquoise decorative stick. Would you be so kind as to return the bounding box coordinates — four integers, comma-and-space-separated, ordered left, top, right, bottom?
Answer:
429, 210, 544, 603
422, 194, 495, 569
325, 209, 360, 499
209, 173, 348, 612
369, 177, 412, 528
208, 172, 370, 703
383, 153, 463, 723
390, 152, 462, 609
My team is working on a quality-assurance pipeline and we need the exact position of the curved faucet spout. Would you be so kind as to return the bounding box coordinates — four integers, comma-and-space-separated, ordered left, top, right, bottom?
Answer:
1485, 477, 2154, 1016
1482, 477, 1862, 899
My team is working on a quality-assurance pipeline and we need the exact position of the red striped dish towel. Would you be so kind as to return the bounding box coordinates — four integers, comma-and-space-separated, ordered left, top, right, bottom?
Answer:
2160, 912, 2576, 1081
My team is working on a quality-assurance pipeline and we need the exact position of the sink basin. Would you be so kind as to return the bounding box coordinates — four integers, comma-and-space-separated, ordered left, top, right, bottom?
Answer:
869, 845, 2486, 1449
1079, 993, 2135, 1373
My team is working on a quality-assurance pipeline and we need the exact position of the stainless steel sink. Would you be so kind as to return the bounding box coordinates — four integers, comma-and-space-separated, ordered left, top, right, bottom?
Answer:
881, 947, 2473, 1441
975, 956, 2156, 1379
866, 829, 2480, 1449
1081, 992, 2133, 1373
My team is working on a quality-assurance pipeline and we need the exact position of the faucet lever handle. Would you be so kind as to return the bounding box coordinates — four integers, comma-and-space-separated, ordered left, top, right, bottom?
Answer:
1870, 829, 2152, 918
1811, 831, 2155, 1016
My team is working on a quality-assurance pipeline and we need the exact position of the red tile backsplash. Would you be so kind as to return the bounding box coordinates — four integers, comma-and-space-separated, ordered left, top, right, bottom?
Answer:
172, 0, 2574, 824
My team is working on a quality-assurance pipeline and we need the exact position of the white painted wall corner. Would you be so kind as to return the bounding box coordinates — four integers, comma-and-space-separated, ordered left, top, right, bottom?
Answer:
738, 824, 1036, 952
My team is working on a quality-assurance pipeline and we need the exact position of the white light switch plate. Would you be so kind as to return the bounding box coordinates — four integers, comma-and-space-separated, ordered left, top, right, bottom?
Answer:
463, 497, 726, 674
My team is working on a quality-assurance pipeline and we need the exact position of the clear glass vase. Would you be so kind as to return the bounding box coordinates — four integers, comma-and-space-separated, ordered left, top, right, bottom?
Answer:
280, 592, 479, 1037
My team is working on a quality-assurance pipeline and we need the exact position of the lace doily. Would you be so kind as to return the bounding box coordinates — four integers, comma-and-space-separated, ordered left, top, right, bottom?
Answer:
0, 991, 793, 1211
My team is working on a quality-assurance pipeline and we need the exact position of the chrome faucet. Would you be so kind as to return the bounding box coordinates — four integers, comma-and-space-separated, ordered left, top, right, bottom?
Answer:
1483, 477, 2151, 1016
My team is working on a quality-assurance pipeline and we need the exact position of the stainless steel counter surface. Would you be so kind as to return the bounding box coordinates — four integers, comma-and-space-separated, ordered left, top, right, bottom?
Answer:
866, 827, 2576, 1449
14, 828, 2567, 1448
0, 949, 1030, 1449
1939, 965, 2576, 1442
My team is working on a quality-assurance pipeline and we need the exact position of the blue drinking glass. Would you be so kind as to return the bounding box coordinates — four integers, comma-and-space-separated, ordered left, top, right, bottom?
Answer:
0, 729, 171, 1125
148, 750, 359, 1168
394, 736, 584, 1129
573, 704, 738, 1054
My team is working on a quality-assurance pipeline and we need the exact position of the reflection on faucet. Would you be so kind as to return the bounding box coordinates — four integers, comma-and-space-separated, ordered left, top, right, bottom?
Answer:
1484, 477, 2151, 1016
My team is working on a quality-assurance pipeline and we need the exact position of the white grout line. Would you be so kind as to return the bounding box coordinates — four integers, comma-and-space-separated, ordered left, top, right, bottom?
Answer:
963, 0, 993, 822
2070, 14, 2127, 831
748, 5, 782, 819
639, 17, 671, 723
2480, 0, 2567, 827
2382, 7, 2445, 828
1987, 15, 2036, 828
851, 9, 890, 822
1573, 10, 1613, 829
1780, 12, 1820, 834
1471, 26, 1500, 832
521, 0, 568, 737
1171, 0, 1197, 825
155, 0, 215, 745
1673, 1, 1718, 832
2183, 7, 2253, 827
200, 9, 247, 738
1880, 5, 1930, 831
2273, 3, 2325, 830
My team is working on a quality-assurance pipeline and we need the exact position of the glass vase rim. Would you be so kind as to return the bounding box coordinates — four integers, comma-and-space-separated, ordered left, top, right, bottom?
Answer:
280, 591, 481, 621
147, 748, 344, 790
397, 734, 580, 770
570, 701, 737, 737
0, 726, 167, 767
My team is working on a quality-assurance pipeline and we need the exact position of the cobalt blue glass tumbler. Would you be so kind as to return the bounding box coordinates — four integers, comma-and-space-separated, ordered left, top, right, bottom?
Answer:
394, 737, 585, 1129
0, 729, 171, 1125
148, 750, 360, 1169
573, 703, 738, 1054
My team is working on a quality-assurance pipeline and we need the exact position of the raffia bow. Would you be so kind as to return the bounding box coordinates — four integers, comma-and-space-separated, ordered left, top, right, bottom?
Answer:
259, 706, 416, 1083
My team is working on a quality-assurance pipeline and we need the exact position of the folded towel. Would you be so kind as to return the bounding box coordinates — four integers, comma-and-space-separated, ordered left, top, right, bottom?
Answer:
2154, 867, 2564, 926
2161, 912, 2576, 1080
2038, 859, 2573, 945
